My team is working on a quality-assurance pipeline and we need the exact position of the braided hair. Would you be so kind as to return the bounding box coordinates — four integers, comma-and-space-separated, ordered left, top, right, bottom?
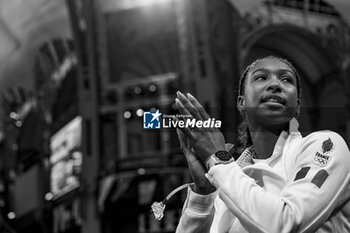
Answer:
237, 56, 302, 153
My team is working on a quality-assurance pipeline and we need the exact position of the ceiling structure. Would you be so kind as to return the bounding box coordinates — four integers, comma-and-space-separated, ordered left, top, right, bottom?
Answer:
0, 0, 349, 94
230, 0, 350, 24
0, 0, 71, 93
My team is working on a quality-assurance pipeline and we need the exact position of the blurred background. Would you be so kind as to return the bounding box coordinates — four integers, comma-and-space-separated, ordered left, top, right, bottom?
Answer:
0, 0, 349, 232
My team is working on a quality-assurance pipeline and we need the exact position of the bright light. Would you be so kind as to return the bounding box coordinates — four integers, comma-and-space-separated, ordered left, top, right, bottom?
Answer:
134, 86, 142, 95
138, 168, 146, 175
45, 192, 54, 201
113, 0, 174, 10
148, 84, 157, 93
15, 121, 22, 127
136, 109, 144, 117
9, 112, 17, 119
7, 212, 15, 219
123, 111, 132, 119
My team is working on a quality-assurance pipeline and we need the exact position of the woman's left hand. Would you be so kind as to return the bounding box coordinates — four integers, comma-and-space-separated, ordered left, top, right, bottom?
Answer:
175, 91, 226, 163
177, 129, 216, 194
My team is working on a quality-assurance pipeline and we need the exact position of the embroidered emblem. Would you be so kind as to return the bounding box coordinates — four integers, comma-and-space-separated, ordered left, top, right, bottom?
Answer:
314, 152, 330, 166
322, 138, 334, 154
314, 138, 334, 166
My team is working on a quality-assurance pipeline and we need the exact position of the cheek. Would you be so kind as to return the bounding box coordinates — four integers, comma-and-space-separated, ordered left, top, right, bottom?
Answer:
288, 95, 298, 106
286, 87, 298, 106
243, 88, 259, 104
242, 94, 254, 108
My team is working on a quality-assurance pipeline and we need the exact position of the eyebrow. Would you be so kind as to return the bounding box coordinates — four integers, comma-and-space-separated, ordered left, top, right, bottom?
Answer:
251, 68, 295, 77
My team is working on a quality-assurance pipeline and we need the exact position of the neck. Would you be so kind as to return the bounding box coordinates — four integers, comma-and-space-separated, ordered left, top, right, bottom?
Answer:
247, 119, 288, 159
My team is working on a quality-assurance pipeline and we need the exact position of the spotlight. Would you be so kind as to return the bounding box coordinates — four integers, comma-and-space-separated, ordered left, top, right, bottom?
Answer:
15, 121, 22, 127
45, 192, 54, 201
7, 212, 16, 220
148, 84, 157, 93
134, 86, 142, 95
9, 112, 17, 119
138, 168, 146, 175
123, 110, 132, 119
136, 109, 144, 117
118, 0, 174, 10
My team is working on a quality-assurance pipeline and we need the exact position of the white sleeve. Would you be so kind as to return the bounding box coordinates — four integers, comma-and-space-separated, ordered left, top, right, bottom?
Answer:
175, 188, 217, 233
206, 132, 350, 233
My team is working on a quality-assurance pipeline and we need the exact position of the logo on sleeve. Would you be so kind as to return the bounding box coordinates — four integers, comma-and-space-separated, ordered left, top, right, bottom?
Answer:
314, 138, 334, 166
322, 138, 334, 153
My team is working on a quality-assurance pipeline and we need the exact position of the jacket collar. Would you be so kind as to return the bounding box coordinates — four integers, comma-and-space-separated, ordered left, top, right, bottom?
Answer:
236, 118, 300, 168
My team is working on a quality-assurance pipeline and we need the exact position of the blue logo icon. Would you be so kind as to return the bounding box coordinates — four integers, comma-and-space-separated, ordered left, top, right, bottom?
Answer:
143, 110, 162, 129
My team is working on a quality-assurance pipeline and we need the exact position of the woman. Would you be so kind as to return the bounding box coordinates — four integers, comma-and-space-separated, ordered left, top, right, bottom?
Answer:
174, 56, 350, 233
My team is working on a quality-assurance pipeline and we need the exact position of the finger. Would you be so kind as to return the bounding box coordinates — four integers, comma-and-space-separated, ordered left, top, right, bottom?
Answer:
175, 99, 197, 134
225, 143, 235, 156
225, 143, 234, 151
175, 98, 191, 117
176, 129, 198, 164
173, 103, 193, 128
173, 116, 193, 138
175, 100, 205, 136
187, 93, 210, 120
176, 129, 191, 154
176, 91, 202, 120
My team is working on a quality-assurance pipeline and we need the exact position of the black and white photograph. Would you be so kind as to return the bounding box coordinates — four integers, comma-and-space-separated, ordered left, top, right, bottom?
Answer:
0, 0, 349, 232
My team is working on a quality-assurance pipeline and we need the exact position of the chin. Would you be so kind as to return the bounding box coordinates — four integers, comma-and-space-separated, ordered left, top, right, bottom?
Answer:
246, 107, 296, 125
257, 109, 295, 125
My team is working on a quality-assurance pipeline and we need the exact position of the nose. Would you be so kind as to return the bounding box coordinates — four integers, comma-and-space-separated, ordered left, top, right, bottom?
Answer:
266, 77, 282, 93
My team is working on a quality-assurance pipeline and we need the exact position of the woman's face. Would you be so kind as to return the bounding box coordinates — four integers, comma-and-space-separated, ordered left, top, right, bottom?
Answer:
238, 58, 299, 127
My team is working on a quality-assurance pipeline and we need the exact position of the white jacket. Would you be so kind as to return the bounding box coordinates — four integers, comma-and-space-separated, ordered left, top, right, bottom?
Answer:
176, 120, 350, 233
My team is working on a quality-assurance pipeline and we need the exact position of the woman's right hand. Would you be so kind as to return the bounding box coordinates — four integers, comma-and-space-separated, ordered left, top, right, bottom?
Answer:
177, 129, 216, 195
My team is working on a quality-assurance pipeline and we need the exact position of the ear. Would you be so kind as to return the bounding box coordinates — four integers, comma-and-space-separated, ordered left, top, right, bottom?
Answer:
237, 95, 246, 113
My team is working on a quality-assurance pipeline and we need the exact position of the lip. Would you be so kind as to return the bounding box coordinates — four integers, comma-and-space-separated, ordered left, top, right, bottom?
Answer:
261, 95, 286, 106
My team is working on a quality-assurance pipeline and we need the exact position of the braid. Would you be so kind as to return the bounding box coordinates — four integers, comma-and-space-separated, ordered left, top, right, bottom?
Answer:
237, 117, 253, 153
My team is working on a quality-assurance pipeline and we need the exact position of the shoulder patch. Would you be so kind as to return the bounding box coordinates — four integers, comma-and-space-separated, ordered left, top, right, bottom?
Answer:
314, 152, 330, 166
322, 138, 334, 154
294, 167, 311, 181
314, 138, 334, 166
311, 169, 329, 188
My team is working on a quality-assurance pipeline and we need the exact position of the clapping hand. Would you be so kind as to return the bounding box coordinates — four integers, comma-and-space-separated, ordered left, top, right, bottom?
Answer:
175, 91, 226, 164
176, 129, 216, 194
